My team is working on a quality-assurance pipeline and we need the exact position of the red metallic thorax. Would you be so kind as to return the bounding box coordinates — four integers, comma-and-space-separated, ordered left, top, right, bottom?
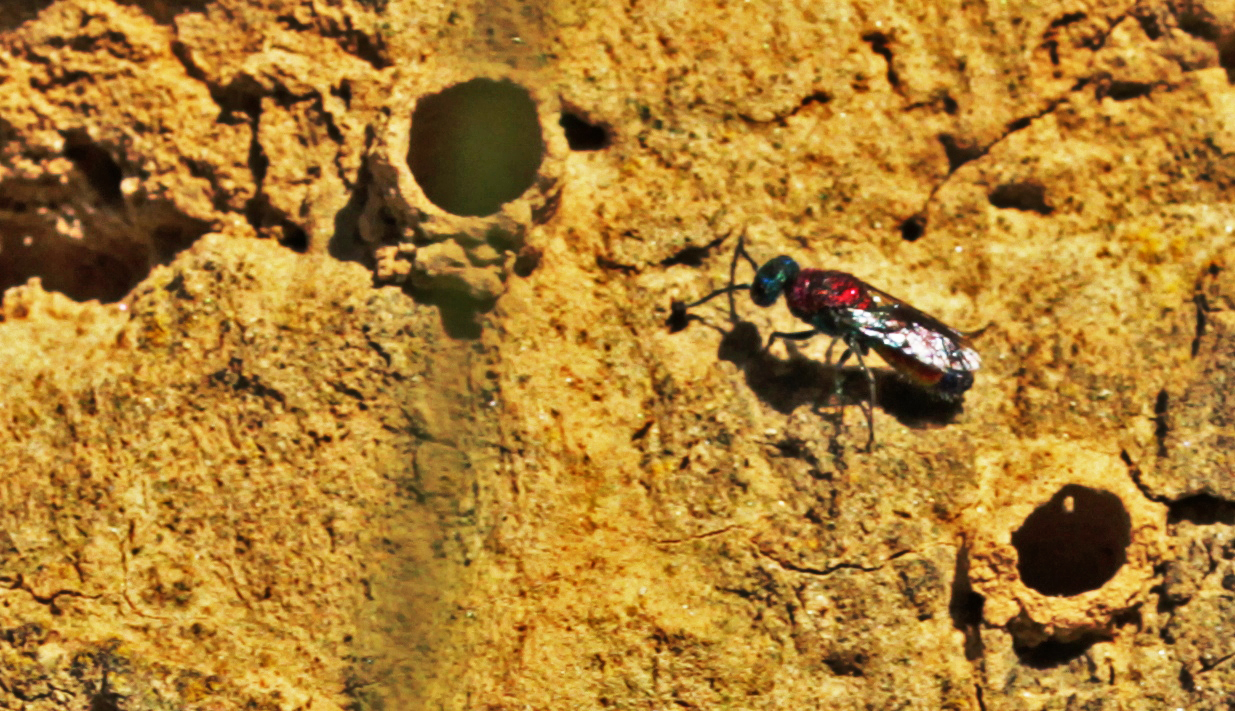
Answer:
785, 269, 872, 321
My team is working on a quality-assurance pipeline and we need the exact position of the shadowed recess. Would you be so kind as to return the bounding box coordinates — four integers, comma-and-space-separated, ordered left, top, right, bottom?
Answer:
1012, 484, 1131, 596
0, 0, 53, 32
988, 181, 1054, 215
408, 79, 545, 217
0, 133, 212, 303
900, 214, 925, 242
559, 111, 609, 150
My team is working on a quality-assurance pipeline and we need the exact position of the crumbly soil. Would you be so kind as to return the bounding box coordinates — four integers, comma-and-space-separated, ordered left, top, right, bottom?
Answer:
2, 0, 1235, 709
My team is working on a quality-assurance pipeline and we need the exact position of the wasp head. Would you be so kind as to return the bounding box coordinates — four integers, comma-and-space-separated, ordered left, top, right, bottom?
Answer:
751, 256, 799, 307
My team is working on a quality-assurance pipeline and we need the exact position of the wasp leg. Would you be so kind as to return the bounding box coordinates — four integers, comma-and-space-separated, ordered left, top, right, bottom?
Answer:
844, 337, 877, 452
765, 329, 818, 352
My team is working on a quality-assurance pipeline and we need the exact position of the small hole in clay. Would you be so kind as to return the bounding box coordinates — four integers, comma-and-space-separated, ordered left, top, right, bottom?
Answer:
63, 131, 123, 206
559, 112, 609, 150
989, 181, 1054, 215
899, 214, 925, 242
408, 78, 545, 217
1012, 484, 1131, 596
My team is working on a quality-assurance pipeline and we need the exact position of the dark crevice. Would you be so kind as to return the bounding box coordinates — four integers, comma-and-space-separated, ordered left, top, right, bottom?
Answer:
862, 32, 900, 88
513, 245, 543, 277
938, 134, 985, 173
1015, 634, 1104, 669
1199, 651, 1235, 673
756, 544, 906, 577
1166, 494, 1235, 525
822, 650, 868, 677
328, 165, 372, 265
1180, 665, 1196, 691
1131, 6, 1163, 40
1153, 389, 1169, 458
900, 214, 926, 242
800, 91, 831, 108
279, 223, 309, 253
1193, 290, 1208, 357
1220, 32, 1235, 83
62, 131, 124, 206
1049, 12, 1088, 28
169, 40, 208, 83
596, 255, 638, 275
988, 182, 1054, 215
1102, 80, 1154, 101
736, 91, 830, 126
1176, 4, 1222, 41
1122, 449, 1169, 506
949, 543, 986, 660
559, 111, 609, 150
227, 83, 311, 250
1193, 261, 1220, 356
1007, 115, 1033, 132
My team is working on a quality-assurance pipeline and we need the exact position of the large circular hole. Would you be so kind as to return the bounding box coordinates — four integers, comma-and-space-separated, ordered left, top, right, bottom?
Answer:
1011, 484, 1131, 596
407, 78, 545, 217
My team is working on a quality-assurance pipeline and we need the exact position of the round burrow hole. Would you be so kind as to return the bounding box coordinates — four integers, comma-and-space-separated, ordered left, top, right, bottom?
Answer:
407, 78, 545, 217
899, 214, 925, 242
1011, 484, 1131, 597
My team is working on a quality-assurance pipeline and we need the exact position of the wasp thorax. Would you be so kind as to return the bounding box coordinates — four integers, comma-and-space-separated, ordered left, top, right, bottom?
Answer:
751, 256, 799, 307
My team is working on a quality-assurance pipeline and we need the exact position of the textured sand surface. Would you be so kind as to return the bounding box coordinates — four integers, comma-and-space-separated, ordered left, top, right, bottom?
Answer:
2, 0, 1235, 708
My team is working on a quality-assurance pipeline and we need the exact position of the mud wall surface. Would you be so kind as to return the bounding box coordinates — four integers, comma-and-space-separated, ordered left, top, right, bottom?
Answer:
2, 0, 1235, 709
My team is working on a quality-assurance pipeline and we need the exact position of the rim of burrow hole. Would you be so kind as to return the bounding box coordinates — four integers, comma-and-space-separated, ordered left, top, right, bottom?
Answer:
363, 66, 569, 268
963, 438, 1169, 648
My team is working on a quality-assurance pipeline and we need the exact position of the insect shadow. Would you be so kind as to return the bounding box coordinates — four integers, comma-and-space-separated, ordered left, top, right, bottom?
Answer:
693, 316, 966, 433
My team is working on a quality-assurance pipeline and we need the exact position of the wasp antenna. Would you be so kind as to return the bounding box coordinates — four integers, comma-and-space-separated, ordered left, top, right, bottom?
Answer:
734, 231, 759, 273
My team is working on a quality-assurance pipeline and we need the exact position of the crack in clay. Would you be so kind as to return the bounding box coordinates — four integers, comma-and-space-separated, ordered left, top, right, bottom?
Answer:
1120, 449, 1173, 506
913, 7, 1219, 232
736, 90, 831, 126
2, 573, 97, 613
756, 545, 913, 576
652, 525, 743, 545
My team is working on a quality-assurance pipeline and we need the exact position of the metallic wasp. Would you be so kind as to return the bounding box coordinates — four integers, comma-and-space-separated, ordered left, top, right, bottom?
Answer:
670, 235, 981, 450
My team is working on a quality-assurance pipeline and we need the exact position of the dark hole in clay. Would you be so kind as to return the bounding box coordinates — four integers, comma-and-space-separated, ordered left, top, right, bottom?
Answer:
408, 78, 545, 217
62, 132, 124, 206
559, 111, 609, 150
988, 181, 1053, 215
1011, 484, 1131, 596
900, 214, 925, 242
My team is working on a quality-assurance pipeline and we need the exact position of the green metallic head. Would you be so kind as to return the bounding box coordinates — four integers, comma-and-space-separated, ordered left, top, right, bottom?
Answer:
750, 256, 800, 307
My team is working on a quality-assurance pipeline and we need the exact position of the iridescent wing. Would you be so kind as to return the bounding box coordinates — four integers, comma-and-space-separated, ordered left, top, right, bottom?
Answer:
835, 282, 981, 394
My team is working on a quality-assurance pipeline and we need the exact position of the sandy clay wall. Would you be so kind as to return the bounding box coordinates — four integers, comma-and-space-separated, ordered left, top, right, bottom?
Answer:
2, 0, 1235, 708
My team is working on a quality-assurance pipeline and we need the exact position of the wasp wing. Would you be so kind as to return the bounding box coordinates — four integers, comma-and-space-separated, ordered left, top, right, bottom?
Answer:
835, 283, 981, 379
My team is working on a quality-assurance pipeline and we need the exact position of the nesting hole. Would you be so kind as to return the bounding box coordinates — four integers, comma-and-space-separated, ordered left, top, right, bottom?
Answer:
899, 214, 925, 242
408, 78, 545, 217
1012, 484, 1131, 596
988, 181, 1054, 215
559, 111, 609, 150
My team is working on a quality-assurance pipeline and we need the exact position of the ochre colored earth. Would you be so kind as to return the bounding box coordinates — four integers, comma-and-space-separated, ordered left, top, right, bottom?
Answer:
2, 1, 1235, 709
